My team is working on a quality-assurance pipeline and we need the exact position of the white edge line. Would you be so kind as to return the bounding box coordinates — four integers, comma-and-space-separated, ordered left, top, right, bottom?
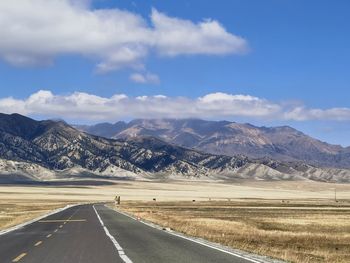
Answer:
107, 206, 265, 263
166, 230, 262, 263
93, 205, 133, 263
0, 204, 80, 236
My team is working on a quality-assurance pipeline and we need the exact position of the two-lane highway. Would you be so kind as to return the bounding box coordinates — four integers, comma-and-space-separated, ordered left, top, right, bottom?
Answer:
0, 204, 121, 263
0, 204, 261, 263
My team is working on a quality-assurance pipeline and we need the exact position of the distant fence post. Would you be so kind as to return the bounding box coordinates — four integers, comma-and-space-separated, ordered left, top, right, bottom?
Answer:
115, 195, 121, 205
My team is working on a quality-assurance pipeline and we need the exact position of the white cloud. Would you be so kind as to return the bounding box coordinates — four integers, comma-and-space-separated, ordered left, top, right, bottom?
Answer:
1, 90, 350, 122
130, 72, 160, 84
197, 93, 281, 118
284, 107, 350, 121
151, 9, 247, 56
0, 1, 248, 72
199, 93, 260, 103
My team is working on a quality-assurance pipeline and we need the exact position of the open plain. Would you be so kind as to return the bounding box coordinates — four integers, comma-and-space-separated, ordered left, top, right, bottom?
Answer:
117, 199, 350, 263
0, 179, 349, 263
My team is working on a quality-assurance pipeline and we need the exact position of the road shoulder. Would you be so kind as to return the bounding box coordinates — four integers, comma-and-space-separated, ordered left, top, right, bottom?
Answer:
105, 205, 285, 263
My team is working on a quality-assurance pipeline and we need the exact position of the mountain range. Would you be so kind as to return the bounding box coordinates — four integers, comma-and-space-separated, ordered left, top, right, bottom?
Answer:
0, 113, 349, 183
76, 119, 350, 169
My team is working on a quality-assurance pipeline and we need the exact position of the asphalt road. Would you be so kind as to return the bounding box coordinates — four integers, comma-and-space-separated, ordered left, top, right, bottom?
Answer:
0, 204, 259, 263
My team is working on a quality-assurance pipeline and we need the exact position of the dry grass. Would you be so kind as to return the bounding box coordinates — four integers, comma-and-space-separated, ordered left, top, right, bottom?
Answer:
117, 199, 350, 263
0, 200, 76, 230
0, 179, 350, 262
0, 180, 349, 202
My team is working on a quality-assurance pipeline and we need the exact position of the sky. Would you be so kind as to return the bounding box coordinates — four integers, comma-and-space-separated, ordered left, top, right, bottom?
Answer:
0, 0, 349, 146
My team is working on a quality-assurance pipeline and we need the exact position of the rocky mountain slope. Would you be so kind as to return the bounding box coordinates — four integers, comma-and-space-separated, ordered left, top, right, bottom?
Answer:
0, 114, 249, 178
1, 113, 349, 183
77, 119, 350, 168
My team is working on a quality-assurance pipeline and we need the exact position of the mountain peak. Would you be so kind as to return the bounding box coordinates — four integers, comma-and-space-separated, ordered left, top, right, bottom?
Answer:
1, 113, 349, 183
77, 118, 348, 168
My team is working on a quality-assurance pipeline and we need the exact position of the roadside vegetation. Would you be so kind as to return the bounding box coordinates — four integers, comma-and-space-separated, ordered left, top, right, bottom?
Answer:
117, 199, 350, 263
1, 181, 349, 262
0, 200, 75, 230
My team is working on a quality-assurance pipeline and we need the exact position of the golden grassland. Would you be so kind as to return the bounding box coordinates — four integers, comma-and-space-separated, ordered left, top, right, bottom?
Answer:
0, 200, 77, 230
117, 199, 350, 263
0, 179, 349, 262
0, 180, 349, 202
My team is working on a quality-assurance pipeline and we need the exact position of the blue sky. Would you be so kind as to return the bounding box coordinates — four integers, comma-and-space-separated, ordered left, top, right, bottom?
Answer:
0, 0, 349, 146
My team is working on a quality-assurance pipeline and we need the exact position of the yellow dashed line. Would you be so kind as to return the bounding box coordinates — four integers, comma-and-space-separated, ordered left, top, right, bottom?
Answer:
12, 253, 27, 262
11, 207, 83, 263
39, 219, 86, 223
34, 241, 43, 247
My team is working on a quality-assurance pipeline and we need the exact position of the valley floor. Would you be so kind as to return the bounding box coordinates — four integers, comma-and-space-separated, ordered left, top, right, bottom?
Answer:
0, 179, 349, 262
116, 200, 350, 263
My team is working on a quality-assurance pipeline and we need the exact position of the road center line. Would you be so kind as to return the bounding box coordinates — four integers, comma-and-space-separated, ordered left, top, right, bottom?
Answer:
93, 205, 133, 263
0, 204, 80, 237
12, 253, 27, 262
8, 206, 82, 263
34, 241, 43, 247
39, 219, 86, 223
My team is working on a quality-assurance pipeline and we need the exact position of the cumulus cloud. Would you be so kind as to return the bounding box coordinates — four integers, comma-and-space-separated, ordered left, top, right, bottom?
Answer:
1, 90, 350, 122
284, 107, 350, 121
130, 72, 160, 84
0, 1, 248, 72
150, 9, 247, 56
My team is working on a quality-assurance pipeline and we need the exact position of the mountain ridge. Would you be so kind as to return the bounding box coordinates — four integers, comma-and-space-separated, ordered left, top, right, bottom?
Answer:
75, 118, 350, 169
1, 113, 350, 183
0, 113, 248, 177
